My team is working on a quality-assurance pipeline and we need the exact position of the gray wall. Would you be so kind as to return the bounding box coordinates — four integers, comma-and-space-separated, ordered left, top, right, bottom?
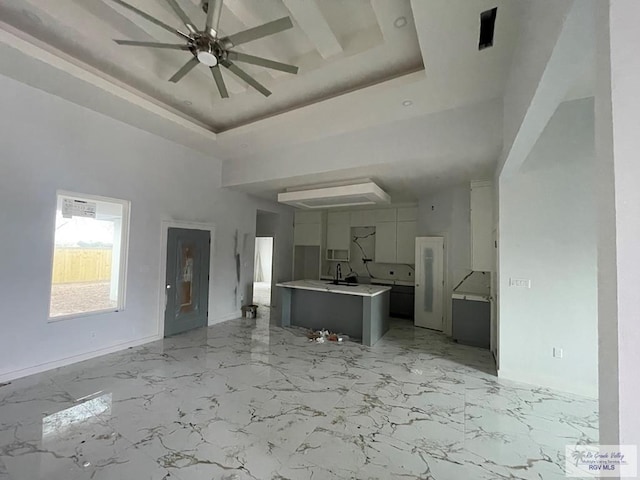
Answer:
0, 73, 293, 381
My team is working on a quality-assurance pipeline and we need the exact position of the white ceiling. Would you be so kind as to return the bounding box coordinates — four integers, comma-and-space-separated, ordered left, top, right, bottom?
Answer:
0, 0, 525, 202
0, 0, 422, 132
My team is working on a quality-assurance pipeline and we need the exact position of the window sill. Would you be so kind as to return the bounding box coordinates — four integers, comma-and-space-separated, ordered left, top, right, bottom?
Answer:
47, 307, 123, 323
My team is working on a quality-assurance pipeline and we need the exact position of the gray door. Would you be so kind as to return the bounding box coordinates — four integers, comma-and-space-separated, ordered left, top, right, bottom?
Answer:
164, 228, 210, 337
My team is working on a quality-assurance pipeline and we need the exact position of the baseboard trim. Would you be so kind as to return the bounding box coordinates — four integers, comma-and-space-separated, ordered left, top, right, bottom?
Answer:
498, 367, 598, 399
0, 334, 162, 383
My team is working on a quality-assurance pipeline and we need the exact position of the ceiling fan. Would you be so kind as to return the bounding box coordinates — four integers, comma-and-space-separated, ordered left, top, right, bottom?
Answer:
112, 0, 299, 98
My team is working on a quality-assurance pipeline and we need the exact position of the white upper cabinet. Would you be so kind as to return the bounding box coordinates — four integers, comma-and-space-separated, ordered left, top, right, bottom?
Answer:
350, 210, 376, 227
295, 210, 322, 224
373, 208, 397, 223
374, 220, 417, 264
470, 181, 494, 271
327, 223, 350, 251
294, 210, 322, 246
396, 221, 417, 264
397, 207, 418, 222
374, 221, 397, 264
327, 211, 350, 224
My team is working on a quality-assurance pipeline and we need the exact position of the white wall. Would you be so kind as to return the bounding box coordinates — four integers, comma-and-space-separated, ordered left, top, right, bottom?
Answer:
499, 0, 573, 174
596, 0, 640, 447
0, 73, 293, 382
418, 185, 472, 335
498, 98, 597, 397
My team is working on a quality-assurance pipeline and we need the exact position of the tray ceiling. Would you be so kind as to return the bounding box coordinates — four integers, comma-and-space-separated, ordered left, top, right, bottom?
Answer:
0, 0, 423, 132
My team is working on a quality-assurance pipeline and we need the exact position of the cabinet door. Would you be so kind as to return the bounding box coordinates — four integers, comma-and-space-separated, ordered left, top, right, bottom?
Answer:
374, 222, 397, 263
327, 211, 350, 225
397, 207, 418, 222
470, 183, 493, 271
396, 221, 417, 264
327, 223, 350, 250
295, 210, 322, 224
350, 210, 376, 227
294, 223, 321, 246
373, 208, 397, 223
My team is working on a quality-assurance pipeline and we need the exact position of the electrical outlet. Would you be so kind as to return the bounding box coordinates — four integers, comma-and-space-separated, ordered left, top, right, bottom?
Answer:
509, 278, 531, 288
553, 347, 563, 359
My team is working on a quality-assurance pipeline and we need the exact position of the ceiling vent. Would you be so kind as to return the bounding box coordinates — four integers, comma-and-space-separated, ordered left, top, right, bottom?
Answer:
278, 181, 391, 209
479, 7, 498, 50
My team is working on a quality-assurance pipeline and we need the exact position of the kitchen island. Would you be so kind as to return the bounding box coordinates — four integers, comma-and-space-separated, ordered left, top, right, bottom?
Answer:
276, 280, 391, 346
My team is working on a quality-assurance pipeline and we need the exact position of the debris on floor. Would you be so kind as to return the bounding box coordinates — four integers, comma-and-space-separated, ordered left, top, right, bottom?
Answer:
306, 329, 349, 343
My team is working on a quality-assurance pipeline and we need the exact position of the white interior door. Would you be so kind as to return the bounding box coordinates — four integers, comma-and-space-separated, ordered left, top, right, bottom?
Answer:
414, 237, 444, 331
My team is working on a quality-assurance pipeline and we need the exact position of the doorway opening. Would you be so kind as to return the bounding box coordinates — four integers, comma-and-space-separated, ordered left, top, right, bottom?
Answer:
253, 236, 274, 312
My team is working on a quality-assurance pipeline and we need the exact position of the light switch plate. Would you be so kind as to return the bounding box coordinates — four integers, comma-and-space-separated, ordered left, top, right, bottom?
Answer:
509, 278, 531, 288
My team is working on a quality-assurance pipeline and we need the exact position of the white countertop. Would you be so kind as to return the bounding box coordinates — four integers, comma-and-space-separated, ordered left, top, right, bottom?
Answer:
319, 276, 414, 287
277, 280, 391, 297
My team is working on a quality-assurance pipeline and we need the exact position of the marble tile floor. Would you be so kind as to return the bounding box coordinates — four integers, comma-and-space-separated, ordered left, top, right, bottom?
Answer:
0, 317, 598, 479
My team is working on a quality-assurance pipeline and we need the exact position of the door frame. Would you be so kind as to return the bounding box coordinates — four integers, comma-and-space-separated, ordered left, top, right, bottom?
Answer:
158, 220, 216, 337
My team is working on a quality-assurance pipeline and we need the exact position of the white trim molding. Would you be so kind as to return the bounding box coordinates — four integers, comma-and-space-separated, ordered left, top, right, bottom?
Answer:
0, 334, 161, 384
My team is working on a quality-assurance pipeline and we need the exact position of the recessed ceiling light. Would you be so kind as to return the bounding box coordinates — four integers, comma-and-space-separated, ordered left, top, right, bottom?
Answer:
394, 16, 408, 28
402, 100, 413, 107
184, 100, 192, 106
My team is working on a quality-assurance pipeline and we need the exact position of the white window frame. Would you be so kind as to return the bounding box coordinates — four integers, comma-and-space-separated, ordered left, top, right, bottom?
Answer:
48, 190, 130, 322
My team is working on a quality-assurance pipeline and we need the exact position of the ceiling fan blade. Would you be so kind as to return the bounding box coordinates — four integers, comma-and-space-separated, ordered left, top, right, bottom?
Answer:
222, 60, 271, 97
227, 51, 298, 74
165, 0, 197, 33
114, 40, 190, 50
169, 57, 199, 83
205, 0, 223, 37
211, 66, 229, 98
222, 16, 293, 47
112, 0, 188, 40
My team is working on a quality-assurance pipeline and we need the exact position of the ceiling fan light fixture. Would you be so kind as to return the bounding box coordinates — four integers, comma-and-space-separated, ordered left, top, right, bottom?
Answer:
113, 0, 297, 99
197, 49, 218, 67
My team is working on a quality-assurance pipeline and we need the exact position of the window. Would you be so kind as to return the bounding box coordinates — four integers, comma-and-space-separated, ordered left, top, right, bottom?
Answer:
49, 192, 130, 320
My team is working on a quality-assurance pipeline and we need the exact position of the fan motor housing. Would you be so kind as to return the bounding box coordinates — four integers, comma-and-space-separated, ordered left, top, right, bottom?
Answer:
190, 35, 224, 66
